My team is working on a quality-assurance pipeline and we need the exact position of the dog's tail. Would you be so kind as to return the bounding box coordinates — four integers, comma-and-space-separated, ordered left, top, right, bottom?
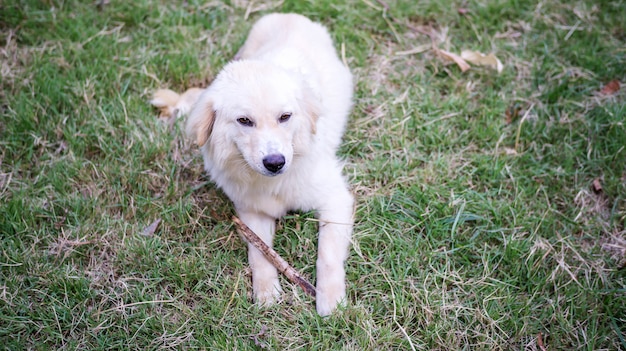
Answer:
150, 88, 203, 118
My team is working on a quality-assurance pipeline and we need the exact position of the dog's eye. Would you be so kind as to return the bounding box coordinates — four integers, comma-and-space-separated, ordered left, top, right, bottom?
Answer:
279, 112, 292, 123
237, 117, 254, 127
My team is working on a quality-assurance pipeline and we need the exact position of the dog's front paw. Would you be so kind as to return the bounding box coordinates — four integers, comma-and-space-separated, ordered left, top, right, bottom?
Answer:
253, 277, 282, 307
315, 280, 346, 316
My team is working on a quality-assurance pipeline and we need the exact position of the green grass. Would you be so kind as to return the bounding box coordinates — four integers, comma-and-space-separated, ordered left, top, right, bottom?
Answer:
1, 0, 625, 349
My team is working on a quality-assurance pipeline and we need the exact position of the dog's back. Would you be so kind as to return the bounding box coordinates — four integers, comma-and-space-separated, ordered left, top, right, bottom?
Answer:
236, 14, 333, 62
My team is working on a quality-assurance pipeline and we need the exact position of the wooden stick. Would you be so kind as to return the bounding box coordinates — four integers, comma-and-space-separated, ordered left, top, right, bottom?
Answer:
232, 216, 316, 298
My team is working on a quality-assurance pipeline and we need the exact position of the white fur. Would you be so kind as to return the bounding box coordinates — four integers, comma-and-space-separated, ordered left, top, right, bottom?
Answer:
184, 13, 354, 316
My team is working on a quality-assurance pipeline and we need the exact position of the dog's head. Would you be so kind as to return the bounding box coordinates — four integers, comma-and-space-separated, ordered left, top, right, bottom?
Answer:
186, 60, 320, 177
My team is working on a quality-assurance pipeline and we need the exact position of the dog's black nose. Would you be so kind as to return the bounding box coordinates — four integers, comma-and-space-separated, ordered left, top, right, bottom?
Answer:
263, 154, 285, 173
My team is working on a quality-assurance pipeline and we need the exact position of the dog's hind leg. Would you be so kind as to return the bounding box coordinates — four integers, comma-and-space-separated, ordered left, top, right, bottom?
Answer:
150, 88, 203, 119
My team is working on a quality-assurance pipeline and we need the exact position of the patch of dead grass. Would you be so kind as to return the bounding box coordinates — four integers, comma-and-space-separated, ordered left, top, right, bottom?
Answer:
600, 229, 626, 268
0, 30, 53, 99
47, 228, 95, 260
574, 188, 611, 229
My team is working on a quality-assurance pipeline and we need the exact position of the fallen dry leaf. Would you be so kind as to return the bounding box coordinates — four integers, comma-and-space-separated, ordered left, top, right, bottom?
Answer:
461, 50, 504, 73
538, 332, 547, 351
437, 49, 471, 72
505, 104, 523, 124
600, 79, 620, 95
592, 178, 603, 194
142, 219, 161, 236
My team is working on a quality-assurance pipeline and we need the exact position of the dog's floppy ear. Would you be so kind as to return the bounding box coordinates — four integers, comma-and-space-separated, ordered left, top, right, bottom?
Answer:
186, 97, 215, 147
299, 85, 321, 134
304, 100, 320, 135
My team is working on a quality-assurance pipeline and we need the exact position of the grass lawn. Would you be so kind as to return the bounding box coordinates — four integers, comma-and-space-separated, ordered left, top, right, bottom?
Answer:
1, 0, 625, 349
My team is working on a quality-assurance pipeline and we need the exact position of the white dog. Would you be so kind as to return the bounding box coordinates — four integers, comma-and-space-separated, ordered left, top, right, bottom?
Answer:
151, 13, 354, 316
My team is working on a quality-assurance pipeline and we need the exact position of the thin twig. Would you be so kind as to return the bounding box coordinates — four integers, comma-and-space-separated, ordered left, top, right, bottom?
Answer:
232, 216, 316, 297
